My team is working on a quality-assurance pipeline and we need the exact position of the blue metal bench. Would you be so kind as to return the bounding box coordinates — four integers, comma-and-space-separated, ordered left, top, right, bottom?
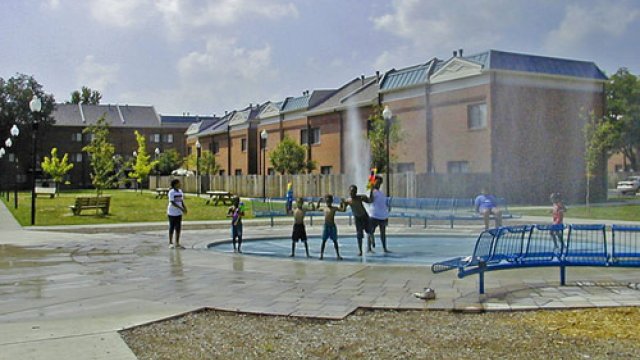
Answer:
432, 223, 639, 294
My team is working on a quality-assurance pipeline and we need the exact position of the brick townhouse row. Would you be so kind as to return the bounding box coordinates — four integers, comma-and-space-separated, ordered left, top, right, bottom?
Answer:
0, 49, 608, 203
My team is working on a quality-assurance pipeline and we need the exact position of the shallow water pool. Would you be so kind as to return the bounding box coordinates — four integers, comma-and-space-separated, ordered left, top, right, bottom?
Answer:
208, 235, 477, 265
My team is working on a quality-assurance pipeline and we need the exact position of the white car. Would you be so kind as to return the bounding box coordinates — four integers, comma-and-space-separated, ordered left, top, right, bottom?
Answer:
616, 176, 640, 195
171, 168, 194, 176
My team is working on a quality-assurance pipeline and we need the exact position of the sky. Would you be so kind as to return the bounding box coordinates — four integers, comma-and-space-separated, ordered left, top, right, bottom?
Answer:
1, 0, 639, 116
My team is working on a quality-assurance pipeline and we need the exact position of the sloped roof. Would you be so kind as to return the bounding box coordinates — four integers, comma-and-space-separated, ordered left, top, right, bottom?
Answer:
379, 58, 440, 91
281, 90, 337, 114
307, 76, 378, 114
185, 118, 219, 136
198, 112, 232, 136
465, 50, 607, 80
229, 104, 262, 127
161, 115, 215, 129
53, 103, 161, 128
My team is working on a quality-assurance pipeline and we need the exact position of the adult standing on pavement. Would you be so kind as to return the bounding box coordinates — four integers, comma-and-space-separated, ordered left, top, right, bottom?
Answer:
369, 175, 391, 253
167, 179, 187, 249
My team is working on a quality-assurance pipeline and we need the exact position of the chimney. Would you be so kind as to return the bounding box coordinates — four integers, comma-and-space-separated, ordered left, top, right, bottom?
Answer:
459, 48, 463, 57
360, 74, 365, 86
453, 50, 458, 57
376, 70, 380, 81
249, 103, 252, 109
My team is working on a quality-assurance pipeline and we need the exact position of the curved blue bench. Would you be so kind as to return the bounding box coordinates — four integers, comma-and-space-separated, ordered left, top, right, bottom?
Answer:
432, 224, 640, 294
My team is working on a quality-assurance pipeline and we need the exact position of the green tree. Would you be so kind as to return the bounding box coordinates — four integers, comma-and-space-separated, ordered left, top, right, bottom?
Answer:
69, 86, 102, 105
156, 149, 183, 175
269, 136, 311, 174
584, 110, 618, 210
41, 148, 74, 196
0, 74, 56, 158
604, 68, 640, 169
367, 104, 402, 173
184, 150, 220, 175
82, 116, 116, 196
128, 130, 158, 192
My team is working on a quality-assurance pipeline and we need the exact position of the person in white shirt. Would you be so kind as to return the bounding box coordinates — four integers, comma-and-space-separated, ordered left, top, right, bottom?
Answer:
369, 175, 391, 253
167, 179, 188, 249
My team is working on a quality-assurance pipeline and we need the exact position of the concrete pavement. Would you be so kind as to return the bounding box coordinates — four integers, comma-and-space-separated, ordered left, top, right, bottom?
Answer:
1, 202, 640, 359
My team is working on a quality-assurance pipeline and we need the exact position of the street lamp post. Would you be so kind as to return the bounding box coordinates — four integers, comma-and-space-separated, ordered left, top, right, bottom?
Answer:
154, 147, 160, 188
260, 129, 268, 201
195, 140, 201, 197
29, 95, 42, 226
0, 147, 6, 200
382, 105, 392, 196
8, 125, 20, 208
132, 150, 137, 192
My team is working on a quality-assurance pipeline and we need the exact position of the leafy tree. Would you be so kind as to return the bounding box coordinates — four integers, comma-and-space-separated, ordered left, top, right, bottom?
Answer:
367, 104, 402, 173
584, 110, 618, 209
184, 150, 220, 175
41, 148, 74, 196
156, 149, 183, 175
604, 68, 640, 170
82, 116, 116, 196
69, 86, 102, 105
128, 130, 158, 192
269, 136, 311, 174
0, 74, 56, 161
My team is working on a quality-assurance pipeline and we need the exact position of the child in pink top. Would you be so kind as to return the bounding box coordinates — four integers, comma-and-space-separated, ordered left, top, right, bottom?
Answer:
550, 192, 566, 251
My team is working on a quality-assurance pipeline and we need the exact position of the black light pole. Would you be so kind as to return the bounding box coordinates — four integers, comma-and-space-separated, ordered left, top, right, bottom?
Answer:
382, 105, 392, 196
154, 147, 160, 188
196, 140, 201, 197
0, 147, 5, 200
5, 126, 19, 208
260, 129, 268, 201
29, 95, 42, 226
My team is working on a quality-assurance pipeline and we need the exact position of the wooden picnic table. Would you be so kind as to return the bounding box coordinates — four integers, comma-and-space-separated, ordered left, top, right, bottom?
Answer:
206, 190, 233, 206
155, 188, 170, 199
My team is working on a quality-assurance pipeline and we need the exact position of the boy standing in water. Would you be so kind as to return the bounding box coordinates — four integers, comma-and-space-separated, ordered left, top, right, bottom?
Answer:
316, 194, 347, 260
167, 179, 187, 249
291, 197, 315, 257
345, 184, 374, 256
227, 196, 245, 253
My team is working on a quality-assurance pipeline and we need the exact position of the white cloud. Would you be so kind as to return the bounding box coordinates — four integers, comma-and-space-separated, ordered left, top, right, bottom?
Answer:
371, 0, 528, 68
87, 0, 153, 28
172, 38, 278, 113
544, 1, 640, 54
76, 55, 120, 92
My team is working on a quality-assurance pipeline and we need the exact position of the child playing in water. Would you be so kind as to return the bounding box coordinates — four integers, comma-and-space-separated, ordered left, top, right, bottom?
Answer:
550, 192, 566, 251
316, 194, 347, 260
227, 196, 245, 253
345, 184, 374, 256
291, 197, 315, 257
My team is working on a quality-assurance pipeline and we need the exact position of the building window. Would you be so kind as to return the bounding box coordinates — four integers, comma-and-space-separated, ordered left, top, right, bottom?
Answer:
84, 133, 95, 142
212, 141, 219, 154
187, 147, 192, 156
235, 169, 242, 175
396, 163, 415, 173
301, 128, 320, 145
162, 134, 173, 143
320, 166, 332, 174
447, 161, 470, 173
8, 153, 15, 163
150, 134, 160, 143
72, 133, 82, 142
218, 170, 225, 176
268, 168, 275, 175
241, 138, 247, 152
75, 153, 83, 163
468, 103, 487, 130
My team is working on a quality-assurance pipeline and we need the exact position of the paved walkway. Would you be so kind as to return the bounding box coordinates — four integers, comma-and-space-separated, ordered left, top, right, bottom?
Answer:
1, 203, 640, 359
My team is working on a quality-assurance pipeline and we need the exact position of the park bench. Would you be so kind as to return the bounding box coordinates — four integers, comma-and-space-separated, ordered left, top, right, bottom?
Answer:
431, 224, 640, 294
69, 196, 111, 215
388, 197, 516, 228
205, 190, 233, 206
155, 188, 170, 199
35, 186, 56, 198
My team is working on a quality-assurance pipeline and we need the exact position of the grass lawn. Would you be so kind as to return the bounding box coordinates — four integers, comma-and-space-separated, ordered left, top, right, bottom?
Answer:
518, 203, 640, 222
1, 189, 252, 226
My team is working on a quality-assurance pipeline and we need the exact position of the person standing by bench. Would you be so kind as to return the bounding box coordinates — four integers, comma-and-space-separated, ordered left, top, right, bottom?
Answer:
227, 196, 245, 253
369, 176, 391, 253
167, 179, 188, 249
474, 188, 502, 230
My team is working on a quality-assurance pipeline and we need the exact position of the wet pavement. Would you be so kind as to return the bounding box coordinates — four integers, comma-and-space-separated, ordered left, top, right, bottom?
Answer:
1, 201, 640, 359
